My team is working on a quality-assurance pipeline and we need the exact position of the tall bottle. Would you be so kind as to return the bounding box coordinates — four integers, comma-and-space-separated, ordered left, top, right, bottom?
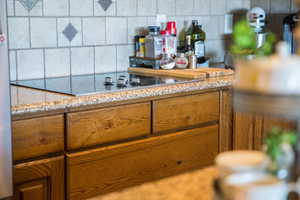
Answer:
185, 22, 194, 56
191, 21, 206, 63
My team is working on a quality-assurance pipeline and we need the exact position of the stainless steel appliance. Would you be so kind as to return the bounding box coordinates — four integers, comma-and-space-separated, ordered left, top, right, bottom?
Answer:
11, 72, 192, 96
0, 0, 13, 199
283, 12, 299, 54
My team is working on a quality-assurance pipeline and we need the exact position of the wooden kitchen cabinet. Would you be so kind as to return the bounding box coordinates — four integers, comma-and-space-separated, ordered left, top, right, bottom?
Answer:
153, 92, 219, 133
67, 125, 219, 200
11, 89, 234, 200
233, 112, 297, 150
67, 102, 151, 150
12, 115, 64, 161
13, 156, 64, 200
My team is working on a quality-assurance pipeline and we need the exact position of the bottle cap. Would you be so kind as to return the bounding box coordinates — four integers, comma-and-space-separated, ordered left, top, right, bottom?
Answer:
166, 21, 177, 36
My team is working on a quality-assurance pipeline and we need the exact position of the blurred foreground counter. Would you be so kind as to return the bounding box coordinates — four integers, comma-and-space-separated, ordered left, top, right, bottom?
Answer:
91, 167, 217, 200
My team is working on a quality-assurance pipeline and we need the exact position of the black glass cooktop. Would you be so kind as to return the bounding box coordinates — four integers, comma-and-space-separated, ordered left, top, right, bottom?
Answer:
11, 71, 193, 96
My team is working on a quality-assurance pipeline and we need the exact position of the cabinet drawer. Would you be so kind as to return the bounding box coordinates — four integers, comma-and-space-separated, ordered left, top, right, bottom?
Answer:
153, 92, 220, 133
67, 125, 219, 199
13, 115, 64, 161
67, 102, 151, 150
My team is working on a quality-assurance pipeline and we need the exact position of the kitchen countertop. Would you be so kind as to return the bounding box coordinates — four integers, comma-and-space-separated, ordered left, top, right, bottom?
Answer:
89, 167, 217, 200
11, 75, 234, 118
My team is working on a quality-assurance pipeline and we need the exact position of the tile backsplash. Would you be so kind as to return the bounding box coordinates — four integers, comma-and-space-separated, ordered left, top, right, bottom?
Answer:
6, 0, 297, 81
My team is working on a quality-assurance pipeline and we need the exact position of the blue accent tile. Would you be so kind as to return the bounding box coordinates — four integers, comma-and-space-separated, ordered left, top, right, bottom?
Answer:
17, 0, 41, 12
98, 0, 113, 11
63, 23, 78, 42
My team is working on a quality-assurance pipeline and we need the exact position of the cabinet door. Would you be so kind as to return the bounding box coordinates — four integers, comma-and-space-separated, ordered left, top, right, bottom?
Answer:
13, 156, 64, 200
153, 92, 219, 134
67, 125, 219, 200
14, 179, 48, 200
233, 112, 297, 150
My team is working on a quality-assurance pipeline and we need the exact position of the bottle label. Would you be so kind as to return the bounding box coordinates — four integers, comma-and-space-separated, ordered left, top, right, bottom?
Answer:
195, 41, 205, 58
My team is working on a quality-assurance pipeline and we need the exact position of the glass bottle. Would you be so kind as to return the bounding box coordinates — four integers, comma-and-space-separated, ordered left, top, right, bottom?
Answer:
145, 26, 163, 59
191, 21, 206, 63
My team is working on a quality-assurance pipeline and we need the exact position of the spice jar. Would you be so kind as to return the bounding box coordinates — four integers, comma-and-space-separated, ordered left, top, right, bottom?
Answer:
175, 53, 188, 69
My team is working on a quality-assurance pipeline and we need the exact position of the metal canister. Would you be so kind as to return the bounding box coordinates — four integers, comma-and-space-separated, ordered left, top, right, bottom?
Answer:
188, 53, 197, 69
139, 36, 145, 57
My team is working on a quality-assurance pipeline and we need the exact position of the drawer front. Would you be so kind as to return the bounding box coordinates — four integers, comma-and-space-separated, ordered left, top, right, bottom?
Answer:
13, 115, 64, 161
67, 102, 151, 150
67, 125, 219, 199
153, 92, 220, 133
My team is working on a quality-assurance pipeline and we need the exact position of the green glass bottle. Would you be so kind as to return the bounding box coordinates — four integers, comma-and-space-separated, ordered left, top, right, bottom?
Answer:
184, 22, 194, 56
191, 21, 206, 63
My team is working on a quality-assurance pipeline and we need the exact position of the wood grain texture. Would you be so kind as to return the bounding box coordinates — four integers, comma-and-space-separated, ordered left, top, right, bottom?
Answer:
14, 179, 48, 200
233, 112, 255, 150
153, 92, 219, 133
219, 90, 233, 152
67, 125, 219, 200
67, 102, 151, 150
14, 156, 64, 200
12, 115, 64, 161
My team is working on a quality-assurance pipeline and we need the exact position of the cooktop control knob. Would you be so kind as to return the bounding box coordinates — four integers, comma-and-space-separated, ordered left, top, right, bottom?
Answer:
130, 77, 141, 86
117, 78, 128, 87
104, 77, 113, 85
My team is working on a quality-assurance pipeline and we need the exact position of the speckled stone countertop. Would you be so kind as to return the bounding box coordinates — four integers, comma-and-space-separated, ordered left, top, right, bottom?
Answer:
11, 75, 234, 118
89, 167, 217, 200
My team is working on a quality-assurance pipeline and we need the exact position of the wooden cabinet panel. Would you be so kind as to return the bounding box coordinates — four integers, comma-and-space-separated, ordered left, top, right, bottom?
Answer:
233, 112, 255, 150
153, 92, 219, 133
233, 112, 297, 150
14, 179, 48, 200
14, 156, 64, 200
219, 90, 233, 152
67, 125, 219, 200
13, 115, 64, 161
67, 102, 151, 150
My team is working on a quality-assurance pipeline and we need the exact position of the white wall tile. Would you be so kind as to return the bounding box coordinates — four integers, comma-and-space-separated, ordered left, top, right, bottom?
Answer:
194, 0, 211, 15
17, 49, 44, 80
15, 0, 43, 16
95, 46, 117, 73
127, 17, 148, 43
251, 0, 270, 13
106, 17, 127, 44
176, 0, 194, 16
57, 18, 82, 47
206, 39, 225, 62
7, 0, 14, 16
210, 0, 226, 15
44, 0, 69, 16
8, 17, 30, 49
71, 47, 94, 75
137, 0, 157, 16
70, 0, 93, 16
82, 18, 106, 45
157, 0, 175, 15
45, 49, 70, 78
31, 18, 57, 48
226, 0, 244, 13
94, 0, 116, 16
117, 0, 137, 16
117, 45, 134, 71
270, 0, 290, 14
9, 50, 17, 81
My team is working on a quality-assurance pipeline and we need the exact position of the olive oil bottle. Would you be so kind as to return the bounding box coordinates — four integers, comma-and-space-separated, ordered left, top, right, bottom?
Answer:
191, 20, 206, 63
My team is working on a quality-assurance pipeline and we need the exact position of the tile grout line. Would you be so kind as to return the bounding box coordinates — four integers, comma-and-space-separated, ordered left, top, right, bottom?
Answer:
43, 48, 46, 79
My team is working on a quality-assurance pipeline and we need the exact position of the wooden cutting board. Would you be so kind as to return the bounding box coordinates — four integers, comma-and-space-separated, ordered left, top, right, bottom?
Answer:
128, 67, 234, 79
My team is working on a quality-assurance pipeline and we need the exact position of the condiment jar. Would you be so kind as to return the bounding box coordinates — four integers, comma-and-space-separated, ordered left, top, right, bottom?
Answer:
175, 53, 188, 69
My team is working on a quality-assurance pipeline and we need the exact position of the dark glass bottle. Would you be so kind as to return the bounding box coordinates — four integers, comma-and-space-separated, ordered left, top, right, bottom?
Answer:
191, 21, 206, 63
